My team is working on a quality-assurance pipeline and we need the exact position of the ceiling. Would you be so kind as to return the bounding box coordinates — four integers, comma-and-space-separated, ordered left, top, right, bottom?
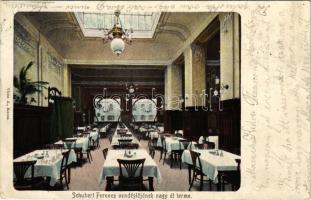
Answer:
22, 12, 214, 63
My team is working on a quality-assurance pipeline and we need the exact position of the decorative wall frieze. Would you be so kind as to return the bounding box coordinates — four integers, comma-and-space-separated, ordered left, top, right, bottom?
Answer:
14, 21, 36, 56
48, 52, 64, 71
14, 35, 36, 56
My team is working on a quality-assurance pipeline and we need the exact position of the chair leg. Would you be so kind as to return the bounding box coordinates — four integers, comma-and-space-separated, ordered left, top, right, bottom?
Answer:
189, 170, 196, 191
159, 149, 163, 161
68, 168, 71, 184
162, 151, 166, 165
170, 154, 173, 168
89, 151, 93, 161
199, 174, 203, 191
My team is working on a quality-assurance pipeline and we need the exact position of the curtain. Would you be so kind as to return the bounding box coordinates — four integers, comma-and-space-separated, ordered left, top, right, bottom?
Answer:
50, 97, 74, 142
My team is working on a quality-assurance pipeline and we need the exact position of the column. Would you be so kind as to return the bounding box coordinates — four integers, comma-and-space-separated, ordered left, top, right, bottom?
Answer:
184, 44, 206, 107
220, 13, 240, 100
165, 64, 183, 110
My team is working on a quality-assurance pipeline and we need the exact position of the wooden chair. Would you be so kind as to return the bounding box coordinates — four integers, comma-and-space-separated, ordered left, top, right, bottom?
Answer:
63, 139, 77, 150
81, 137, 93, 163
94, 137, 100, 148
169, 139, 189, 169
45, 144, 64, 149
148, 138, 158, 159
102, 148, 108, 159
220, 159, 241, 191
118, 139, 133, 149
57, 150, 70, 189
117, 159, 146, 191
188, 150, 212, 191
88, 136, 96, 150
161, 136, 168, 164
13, 160, 45, 190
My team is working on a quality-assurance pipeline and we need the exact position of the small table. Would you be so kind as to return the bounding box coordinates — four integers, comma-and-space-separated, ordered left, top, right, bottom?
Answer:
156, 136, 197, 153
55, 137, 89, 152
182, 149, 240, 190
14, 149, 76, 186
99, 149, 161, 191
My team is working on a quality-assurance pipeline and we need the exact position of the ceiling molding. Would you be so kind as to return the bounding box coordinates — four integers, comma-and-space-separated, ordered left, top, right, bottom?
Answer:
72, 81, 164, 86
65, 59, 170, 66
70, 65, 166, 70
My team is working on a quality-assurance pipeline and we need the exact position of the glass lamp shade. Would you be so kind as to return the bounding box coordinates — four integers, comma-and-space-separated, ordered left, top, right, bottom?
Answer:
128, 87, 135, 93
110, 38, 125, 55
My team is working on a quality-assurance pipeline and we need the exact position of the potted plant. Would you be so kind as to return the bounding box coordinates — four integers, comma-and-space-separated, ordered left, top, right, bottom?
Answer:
13, 61, 49, 105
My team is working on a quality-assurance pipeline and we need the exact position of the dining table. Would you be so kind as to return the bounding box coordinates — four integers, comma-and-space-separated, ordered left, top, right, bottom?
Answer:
181, 149, 240, 190
156, 136, 197, 153
55, 137, 89, 152
110, 134, 140, 148
14, 149, 76, 186
198, 136, 219, 149
99, 149, 162, 191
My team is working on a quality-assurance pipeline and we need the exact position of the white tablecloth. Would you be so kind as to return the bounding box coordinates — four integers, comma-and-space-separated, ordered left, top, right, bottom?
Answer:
111, 135, 140, 147
157, 127, 164, 133
89, 130, 100, 141
198, 136, 219, 149
14, 149, 77, 186
156, 137, 197, 153
148, 131, 159, 139
77, 126, 86, 131
99, 149, 161, 184
139, 127, 147, 132
181, 149, 240, 183
55, 137, 89, 152
100, 124, 109, 133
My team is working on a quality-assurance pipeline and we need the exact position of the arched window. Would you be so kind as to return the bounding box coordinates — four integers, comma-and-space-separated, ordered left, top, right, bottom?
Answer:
132, 98, 157, 122
94, 98, 121, 122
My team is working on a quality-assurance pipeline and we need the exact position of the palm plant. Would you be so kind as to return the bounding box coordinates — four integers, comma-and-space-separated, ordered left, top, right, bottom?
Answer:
14, 61, 49, 104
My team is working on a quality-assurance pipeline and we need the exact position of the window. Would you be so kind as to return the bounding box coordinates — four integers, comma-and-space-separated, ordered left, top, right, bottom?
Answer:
74, 12, 161, 38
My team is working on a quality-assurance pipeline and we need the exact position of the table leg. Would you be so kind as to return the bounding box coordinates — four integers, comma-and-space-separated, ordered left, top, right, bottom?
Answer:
217, 173, 222, 191
148, 177, 154, 191
106, 177, 114, 191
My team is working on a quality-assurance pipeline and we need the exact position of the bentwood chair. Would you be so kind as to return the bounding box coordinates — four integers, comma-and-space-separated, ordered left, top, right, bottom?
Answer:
81, 137, 93, 163
117, 159, 146, 191
220, 159, 241, 191
172, 139, 190, 169
13, 160, 45, 190
57, 150, 70, 189
161, 136, 168, 164
148, 138, 158, 159
63, 139, 77, 151
118, 139, 133, 149
188, 150, 212, 191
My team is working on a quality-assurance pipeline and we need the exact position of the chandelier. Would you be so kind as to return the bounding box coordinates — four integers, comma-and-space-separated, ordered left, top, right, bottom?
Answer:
101, 11, 133, 55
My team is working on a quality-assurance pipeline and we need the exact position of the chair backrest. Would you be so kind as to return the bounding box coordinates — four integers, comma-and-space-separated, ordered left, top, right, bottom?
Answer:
203, 141, 215, 149
14, 160, 37, 184
179, 139, 190, 150
60, 150, 70, 174
118, 139, 133, 144
160, 136, 166, 150
63, 139, 77, 150
149, 138, 158, 147
46, 144, 64, 149
102, 148, 108, 159
189, 150, 203, 171
117, 159, 145, 178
